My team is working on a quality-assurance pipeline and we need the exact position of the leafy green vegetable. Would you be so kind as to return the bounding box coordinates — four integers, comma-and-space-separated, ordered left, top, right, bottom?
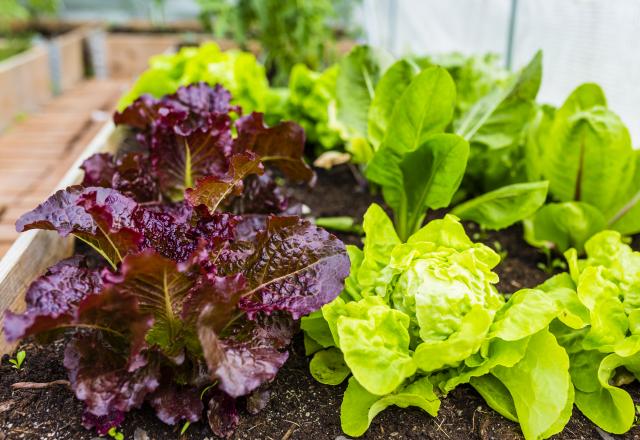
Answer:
341, 376, 440, 437
285, 63, 342, 151
118, 42, 279, 117
335, 45, 392, 162
545, 230, 640, 434
365, 67, 467, 240
304, 204, 574, 438
525, 83, 640, 252
452, 181, 548, 230
367, 59, 419, 150
456, 51, 542, 193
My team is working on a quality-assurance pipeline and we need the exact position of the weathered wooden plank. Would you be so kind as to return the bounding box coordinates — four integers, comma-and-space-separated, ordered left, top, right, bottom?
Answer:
0, 121, 117, 354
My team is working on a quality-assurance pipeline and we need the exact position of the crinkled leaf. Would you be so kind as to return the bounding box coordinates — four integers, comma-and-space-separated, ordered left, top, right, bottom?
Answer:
3, 257, 102, 342
185, 152, 264, 213
149, 384, 203, 425
102, 250, 201, 356
219, 216, 350, 319
152, 115, 234, 201
198, 308, 291, 397
16, 186, 142, 267
325, 296, 416, 395
414, 305, 492, 372
81, 153, 117, 187
234, 113, 314, 182
64, 334, 160, 418
207, 389, 239, 439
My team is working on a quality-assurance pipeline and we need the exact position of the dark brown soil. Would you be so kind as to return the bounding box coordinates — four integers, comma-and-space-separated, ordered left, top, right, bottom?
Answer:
1, 165, 639, 440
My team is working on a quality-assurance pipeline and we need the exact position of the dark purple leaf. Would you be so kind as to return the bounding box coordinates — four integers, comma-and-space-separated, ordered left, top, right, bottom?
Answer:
64, 334, 160, 417
16, 186, 142, 266
111, 153, 160, 202
198, 305, 290, 397
218, 216, 350, 319
101, 250, 213, 357
151, 116, 235, 201
82, 409, 125, 435
231, 173, 292, 215
81, 153, 117, 187
149, 384, 203, 425
234, 113, 314, 183
207, 389, 239, 439
185, 152, 264, 214
3, 257, 102, 342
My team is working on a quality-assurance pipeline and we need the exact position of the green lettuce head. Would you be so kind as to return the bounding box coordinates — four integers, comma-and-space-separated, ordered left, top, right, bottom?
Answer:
303, 203, 574, 439
554, 230, 640, 435
118, 42, 284, 119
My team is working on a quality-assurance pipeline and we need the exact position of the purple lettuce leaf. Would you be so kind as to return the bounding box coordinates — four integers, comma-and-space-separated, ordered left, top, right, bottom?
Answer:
64, 334, 160, 418
113, 94, 187, 132
80, 153, 160, 203
218, 216, 350, 319
16, 186, 142, 267
234, 113, 314, 183
230, 173, 293, 215
101, 250, 202, 357
82, 409, 125, 435
198, 307, 294, 397
3, 257, 102, 342
151, 116, 235, 201
114, 82, 238, 138
111, 153, 160, 202
185, 152, 264, 214
207, 389, 239, 439
149, 384, 203, 425
81, 153, 117, 188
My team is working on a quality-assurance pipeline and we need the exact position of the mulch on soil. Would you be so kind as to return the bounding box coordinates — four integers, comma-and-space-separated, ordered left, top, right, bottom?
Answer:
1, 165, 639, 440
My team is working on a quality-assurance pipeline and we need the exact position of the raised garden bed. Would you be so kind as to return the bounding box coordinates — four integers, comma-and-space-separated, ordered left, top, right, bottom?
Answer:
4, 164, 638, 439
2, 39, 640, 440
0, 22, 97, 130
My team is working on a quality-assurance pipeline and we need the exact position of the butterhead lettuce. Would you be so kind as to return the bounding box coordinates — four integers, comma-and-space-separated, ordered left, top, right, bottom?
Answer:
304, 203, 574, 439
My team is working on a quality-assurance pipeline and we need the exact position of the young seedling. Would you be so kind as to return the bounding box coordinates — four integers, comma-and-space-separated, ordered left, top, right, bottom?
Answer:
491, 241, 508, 261
9, 350, 25, 370
537, 248, 567, 274
107, 427, 124, 440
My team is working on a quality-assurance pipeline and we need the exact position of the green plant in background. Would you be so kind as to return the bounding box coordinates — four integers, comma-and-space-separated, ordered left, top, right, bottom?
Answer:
196, 0, 360, 86
357, 52, 547, 241
524, 83, 640, 253
285, 63, 342, 152
0, 0, 58, 61
118, 42, 285, 121
303, 204, 575, 439
8, 349, 25, 369
430, 52, 511, 118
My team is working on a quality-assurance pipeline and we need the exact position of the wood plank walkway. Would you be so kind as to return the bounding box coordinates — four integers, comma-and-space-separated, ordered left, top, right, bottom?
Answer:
0, 79, 128, 257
